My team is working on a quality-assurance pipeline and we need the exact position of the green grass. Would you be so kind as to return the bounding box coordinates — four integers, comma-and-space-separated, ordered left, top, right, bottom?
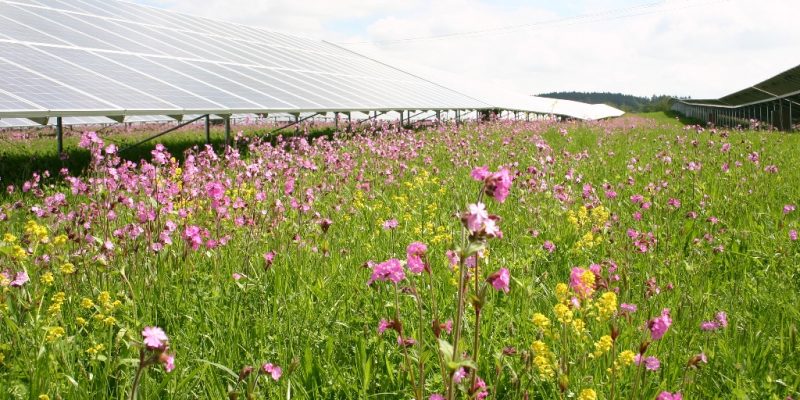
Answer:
0, 116, 798, 399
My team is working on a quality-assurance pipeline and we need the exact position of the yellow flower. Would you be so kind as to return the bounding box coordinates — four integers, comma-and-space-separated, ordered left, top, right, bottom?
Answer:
38, 395, 50, 400
597, 291, 617, 320
555, 283, 569, 302
618, 350, 636, 366
81, 298, 95, 309
76, 317, 88, 327
572, 318, 586, 335
60, 263, 76, 275
52, 292, 66, 303
554, 303, 573, 324
97, 291, 111, 306
11, 245, 27, 260
46, 327, 65, 342
3, 233, 17, 243
86, 343, 105, 356
53, 234, 68, 246
40, 272, 54, 286
592, 335, 613, 358
578, 389, 597, 400
531, 340, 548, 354
102, 316, 117, 327
532, 313, 551, 330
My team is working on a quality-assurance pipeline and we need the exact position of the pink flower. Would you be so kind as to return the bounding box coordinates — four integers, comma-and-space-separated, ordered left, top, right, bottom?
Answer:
784, 204, 796, 214
378, 319, 391, 335
445, 250, 460, 268
406, 242, 428, 274
263, 251, 276, 268
441, 319, 453, 334
715, 311, 728, 328
487, 268, 510, 293
543, 241, 555, 253
635, 355, 660, 370
484, 168, 513, 203
569, 267, 594, 298
657, 392, 683, 400
368, 258, 405, 285
620, 303, 637, 314
700, 321, 719, 331
453, 367, 467, 383
205, 181, 225, 201
430, 395, 445, 400
383, 219, 398, 230
648, 309, 672, 340
397, 336, 416, 347
10, 271, 29, 287
464, 203, 489, 233
232, 273, 244, 281
261, 363, 282, 381
471, 166, 491, 181
142, 326, 168, 349
791, 230, 798, 241
160, 353, 175, 372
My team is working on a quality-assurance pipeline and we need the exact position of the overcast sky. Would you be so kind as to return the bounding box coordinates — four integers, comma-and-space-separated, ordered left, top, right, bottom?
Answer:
134, 0, 799, 99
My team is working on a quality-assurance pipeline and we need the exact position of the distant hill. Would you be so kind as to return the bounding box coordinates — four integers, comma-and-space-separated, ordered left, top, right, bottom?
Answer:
537, 92, 679, 113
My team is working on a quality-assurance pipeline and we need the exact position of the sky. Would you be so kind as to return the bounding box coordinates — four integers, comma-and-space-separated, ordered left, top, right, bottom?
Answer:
133, 0, 799, 99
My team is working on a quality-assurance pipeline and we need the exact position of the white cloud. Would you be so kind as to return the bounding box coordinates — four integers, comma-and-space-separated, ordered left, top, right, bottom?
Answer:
138, 0, 800, 99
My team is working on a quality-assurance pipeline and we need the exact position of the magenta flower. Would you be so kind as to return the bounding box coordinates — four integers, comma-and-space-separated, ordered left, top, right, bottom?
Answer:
464, 203, 489, 233
142, 326, 168, 349
620, 303, 637, 314
715, 311, 728, 328
569, 267, 594, 298
543, 241, 555, 253
791, 230, 798, 241
657, 392, 683, 400
648, 309, 672, 340
261, 363, 282, 381
367, 258, 405, 285
263, 251, 276, 268
453, 367, 467, 383
487, 268, 510, 293
378, 319, 391, 335
10, 271, 29, 287
471, 165, 490, 181
700, 321, 719, 331
484, 168, 513, 203
635, 354, 661, 371
406, 242, 428, 274
397, 336, 416, 347
430, 395, 445, 400
441, 319, 453, 334
205, 181, 225, 201
784, 204, 796, 214
160, 353, 175, 372
383, 219, 399, 230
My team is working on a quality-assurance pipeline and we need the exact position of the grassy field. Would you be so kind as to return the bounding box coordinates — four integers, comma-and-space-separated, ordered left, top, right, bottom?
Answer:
0, 114, 798, 399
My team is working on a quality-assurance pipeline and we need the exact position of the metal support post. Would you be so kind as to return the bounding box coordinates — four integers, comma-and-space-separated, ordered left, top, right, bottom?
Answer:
224, 115, 231, 146
334, 112, 339, 131
205, 114, 211, 144
55, 117, 63, 154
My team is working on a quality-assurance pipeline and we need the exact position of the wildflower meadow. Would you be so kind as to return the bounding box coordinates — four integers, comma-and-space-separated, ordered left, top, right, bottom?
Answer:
0, 115, 798, 399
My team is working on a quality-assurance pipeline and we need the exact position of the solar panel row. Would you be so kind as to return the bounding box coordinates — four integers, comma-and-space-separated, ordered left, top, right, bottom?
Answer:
0, 0, 490, 120
0, 0, 625, 126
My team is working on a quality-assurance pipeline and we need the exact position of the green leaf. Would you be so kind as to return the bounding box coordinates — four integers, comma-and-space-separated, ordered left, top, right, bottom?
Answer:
197, 359, 239, 380
438, 339, 454, 364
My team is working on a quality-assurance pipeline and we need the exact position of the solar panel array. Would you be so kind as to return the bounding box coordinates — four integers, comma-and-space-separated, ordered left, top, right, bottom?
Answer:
0, 0, 491, 121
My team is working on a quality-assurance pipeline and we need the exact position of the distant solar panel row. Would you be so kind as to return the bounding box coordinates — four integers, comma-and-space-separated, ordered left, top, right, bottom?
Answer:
0, 0, 490, 120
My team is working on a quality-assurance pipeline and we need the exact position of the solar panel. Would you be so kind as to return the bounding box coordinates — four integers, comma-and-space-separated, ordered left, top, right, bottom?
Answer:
0, 0, 622, 124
